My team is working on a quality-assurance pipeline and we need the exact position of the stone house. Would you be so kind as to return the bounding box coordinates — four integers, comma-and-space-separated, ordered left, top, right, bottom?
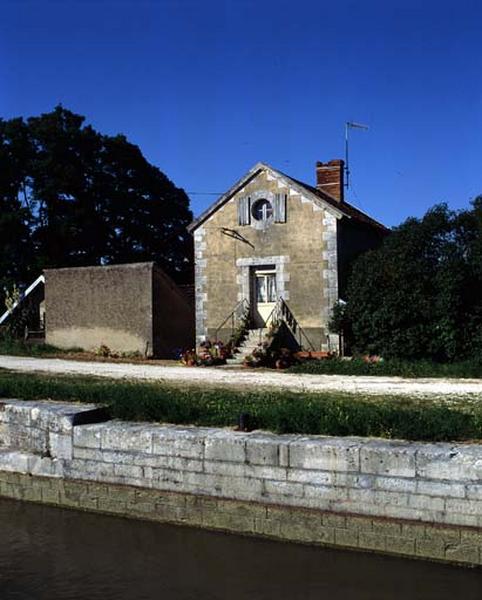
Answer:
188, 160, 387, 352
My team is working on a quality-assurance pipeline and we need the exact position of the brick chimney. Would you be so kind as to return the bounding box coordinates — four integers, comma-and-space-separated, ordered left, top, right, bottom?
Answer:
316, 159, 345, 202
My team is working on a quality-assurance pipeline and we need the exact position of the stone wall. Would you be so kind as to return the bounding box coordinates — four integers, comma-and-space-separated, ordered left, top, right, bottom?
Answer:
45, 262, 194, 357
0, 399, 481, 566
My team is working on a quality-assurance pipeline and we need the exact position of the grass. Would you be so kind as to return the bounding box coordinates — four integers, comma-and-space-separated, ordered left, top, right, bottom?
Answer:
0, 370, 481, 442
288, 358, 482, 379
0, 338, 79, 357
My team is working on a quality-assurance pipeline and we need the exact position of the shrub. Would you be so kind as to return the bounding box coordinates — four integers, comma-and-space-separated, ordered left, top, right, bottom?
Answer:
343, 201, 482, 361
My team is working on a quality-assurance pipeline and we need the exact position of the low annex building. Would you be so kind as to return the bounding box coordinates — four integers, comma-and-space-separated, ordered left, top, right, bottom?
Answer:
188, 160, 387, 351
45, 262, 194, 357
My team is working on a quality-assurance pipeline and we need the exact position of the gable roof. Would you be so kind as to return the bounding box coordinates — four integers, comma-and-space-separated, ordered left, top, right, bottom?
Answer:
188, 162, 388, 233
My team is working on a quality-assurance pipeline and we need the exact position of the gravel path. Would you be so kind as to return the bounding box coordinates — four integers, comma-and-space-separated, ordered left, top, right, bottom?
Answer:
1, 355, 482, 397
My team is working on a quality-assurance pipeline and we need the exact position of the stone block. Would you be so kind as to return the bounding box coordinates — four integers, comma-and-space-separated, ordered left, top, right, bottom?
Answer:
348, 488, 409, 509
372, 520, 402, 537
322, 513, 347, 528
204, 430, 247, 463
0, 424, 10, 447
385, 535, 415, 555
358, 531, 386, 551
287, 468, 334, 486
445, 544, 480, 565
151, 426, 207, 460
466, 484, 482, 500
360, 441, 416, 478
97, 497, 128, 514
416, 537, 446, 560
460, 529, 482, 544
254, 517, 281, 537
150, 455, 204, 473
279, 442, 290, 467
102, 423, 153, 453
49, 432, 73, 460
245, 434, 280, 466
303, 484, 348, 507
113, 463, 143, 480
203, 460, 286, 481
4, 403, 33, 427
280, 514, 334, 544
0, 450, 31, 473
263, 479, 305, 499
334, 527, 359, 547
416, 445, 482, 481
205, 510, 255, 534
63, 459, 115, 481
289, 438, 360, 472
375, 476, 417, 494
41, 487, 60, 505
445, 498, 482, 516
28, 455, 63, 478
73, 446, 104, 461
408, 494, 445, 512
217, 474, 264, 502
74, 424, 103, 449
417, 480, 465, 498
423, 524, 461, 544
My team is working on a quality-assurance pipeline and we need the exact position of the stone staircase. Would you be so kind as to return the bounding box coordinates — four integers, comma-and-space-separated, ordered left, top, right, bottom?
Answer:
225, 328, 269, 366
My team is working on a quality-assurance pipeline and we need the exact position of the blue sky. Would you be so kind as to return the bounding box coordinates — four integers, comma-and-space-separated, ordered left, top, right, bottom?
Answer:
1, 0, 481, 226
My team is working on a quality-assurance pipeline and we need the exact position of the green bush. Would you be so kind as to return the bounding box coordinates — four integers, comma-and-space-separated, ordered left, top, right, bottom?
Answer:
343, 201, 482, 361
288, 358, 482, 378
0, 371, 480, 442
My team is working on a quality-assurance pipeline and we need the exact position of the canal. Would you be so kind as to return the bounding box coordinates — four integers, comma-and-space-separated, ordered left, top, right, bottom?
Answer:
0, 498, 480, 599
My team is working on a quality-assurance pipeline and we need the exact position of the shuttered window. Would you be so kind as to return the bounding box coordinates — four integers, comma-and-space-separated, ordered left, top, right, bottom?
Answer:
274, 193, 287, 223
237, 196, 251, 225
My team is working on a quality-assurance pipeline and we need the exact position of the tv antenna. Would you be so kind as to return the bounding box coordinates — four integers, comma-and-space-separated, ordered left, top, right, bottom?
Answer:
345, 121, 369, 189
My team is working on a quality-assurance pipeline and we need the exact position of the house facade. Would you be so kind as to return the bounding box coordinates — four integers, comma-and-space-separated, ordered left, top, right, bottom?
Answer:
188, 160, 387, 352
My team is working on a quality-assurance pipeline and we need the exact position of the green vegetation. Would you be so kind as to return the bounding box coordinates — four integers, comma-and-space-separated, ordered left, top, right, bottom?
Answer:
0, 338, 75, 357
0, 370, 480, 442
337, 201, 482, 362
289, 358, 482, 379
1, 105, 193, 307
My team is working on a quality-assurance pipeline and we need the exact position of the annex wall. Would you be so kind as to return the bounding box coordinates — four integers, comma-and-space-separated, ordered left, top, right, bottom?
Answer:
45, 262, 194, 357
0, 399, 481, 567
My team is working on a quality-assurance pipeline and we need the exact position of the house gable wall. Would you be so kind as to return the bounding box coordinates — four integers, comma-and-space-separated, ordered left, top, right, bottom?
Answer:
195, 169, 339, 350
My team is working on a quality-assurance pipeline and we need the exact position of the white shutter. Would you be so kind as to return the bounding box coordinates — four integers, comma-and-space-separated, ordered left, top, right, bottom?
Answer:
237, 196, 251, 225
274, 193, 287, 223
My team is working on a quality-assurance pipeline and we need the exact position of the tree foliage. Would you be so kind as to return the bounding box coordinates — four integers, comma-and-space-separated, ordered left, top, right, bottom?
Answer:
344, 201, 482, 361
0, 106, 193, 303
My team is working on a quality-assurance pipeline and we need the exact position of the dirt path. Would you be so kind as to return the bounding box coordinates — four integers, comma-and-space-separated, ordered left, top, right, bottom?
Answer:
1, 355, 482, 397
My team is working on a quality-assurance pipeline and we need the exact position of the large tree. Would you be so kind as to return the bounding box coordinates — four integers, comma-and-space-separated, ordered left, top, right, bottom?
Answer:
0, 106, 193, 303
343, 201, 482, 361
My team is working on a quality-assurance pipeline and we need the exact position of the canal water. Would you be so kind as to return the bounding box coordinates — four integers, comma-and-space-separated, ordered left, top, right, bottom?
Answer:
0, 498, 480, 600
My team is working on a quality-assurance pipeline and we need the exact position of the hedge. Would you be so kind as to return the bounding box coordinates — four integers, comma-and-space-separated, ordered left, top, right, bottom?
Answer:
289, 358, 482, 379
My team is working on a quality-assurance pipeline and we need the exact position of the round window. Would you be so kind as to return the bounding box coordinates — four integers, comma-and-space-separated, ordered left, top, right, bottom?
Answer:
251, 198, 273, 222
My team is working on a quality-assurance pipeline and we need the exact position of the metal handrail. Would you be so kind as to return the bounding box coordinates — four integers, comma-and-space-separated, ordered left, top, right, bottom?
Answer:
262, 297, 316, 351
214, 298, 250, 342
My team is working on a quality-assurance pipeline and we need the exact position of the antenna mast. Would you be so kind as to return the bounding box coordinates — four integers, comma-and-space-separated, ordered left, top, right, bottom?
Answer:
345, 121, 369, 189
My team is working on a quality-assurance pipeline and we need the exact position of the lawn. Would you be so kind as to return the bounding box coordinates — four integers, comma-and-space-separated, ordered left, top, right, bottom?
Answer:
0, 370, 480, 442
